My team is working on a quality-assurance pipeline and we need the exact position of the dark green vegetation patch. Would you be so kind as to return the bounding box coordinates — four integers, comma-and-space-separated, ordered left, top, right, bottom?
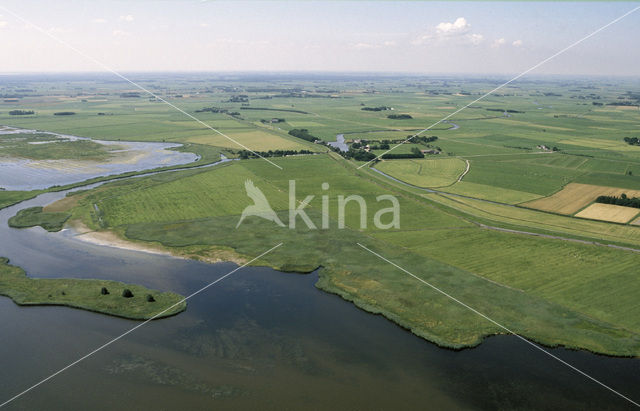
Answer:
0, 132, 116, 161
8, 206, 71, 231
0, 257, 185, 320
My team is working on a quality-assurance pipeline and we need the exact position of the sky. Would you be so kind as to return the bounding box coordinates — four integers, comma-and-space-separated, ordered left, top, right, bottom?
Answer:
0, 1, 638, 76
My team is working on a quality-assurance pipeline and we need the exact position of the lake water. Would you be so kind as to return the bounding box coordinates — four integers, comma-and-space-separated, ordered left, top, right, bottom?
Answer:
0, 162, 638, 409
328, 134, 348, 152
0, 127, 198, 191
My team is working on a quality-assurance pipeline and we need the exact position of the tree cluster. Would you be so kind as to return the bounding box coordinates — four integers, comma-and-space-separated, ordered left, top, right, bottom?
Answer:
241, 107, 308, 114
8, 110, 35, 115
486, 108, 524, 113
412, 135, 438, 144
237, 149, 313, 159
195, 107, 228, 113
361, 106, 391, 111
344, 148, 376, 162
382, 147, 425, 159
387, 114, 413, 120
227, 95, 249, 102
596, 194, 640, 209
288, 128, 319, 142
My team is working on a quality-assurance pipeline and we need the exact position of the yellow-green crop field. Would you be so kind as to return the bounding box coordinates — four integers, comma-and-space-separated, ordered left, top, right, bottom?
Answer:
523, 183, 640, 215
575, 203, 640, 223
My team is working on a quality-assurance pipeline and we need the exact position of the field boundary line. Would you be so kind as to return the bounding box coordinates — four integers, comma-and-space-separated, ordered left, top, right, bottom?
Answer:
0, 5, 283, 170
357, 4, 640, 169
0, 242, 283, 408
356, 243, 640, 408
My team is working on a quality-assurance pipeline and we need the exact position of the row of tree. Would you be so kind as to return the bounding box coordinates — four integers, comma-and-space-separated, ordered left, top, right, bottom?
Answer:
381, 147, 425, 159
486, 108, 525, 113
237, 149, 314, 159
596, 193, 640, 209
387, 114, 412, 119
288, 128, 318, 143
361, 106, 391, 111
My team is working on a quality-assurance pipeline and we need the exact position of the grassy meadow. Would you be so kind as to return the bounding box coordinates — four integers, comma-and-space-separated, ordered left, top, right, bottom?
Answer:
3, 74, 640, 353
42, 154, 640, 355
376, 158, 466, 187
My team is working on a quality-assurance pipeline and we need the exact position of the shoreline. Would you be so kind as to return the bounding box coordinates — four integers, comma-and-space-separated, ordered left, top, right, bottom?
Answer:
69, 221, 176, 257
67, 221, 249, 266
70, 223, 640, 359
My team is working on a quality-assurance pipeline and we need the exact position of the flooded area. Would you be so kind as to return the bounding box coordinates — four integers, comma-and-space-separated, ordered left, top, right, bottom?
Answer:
0, 126, 198, 190
328, 134, 348, 152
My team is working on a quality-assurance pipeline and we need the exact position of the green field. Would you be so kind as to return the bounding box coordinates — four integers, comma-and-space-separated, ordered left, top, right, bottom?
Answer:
376, 158, 466, 187
4, 74, 640, 354
32, 154, 638, 355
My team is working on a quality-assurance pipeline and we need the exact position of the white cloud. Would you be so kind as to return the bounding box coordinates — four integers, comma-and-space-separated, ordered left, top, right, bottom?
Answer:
350, 40, 397, 50
199, 22, 209, 28
435, 17, 470, 36
413, 17, 475, 45
92, 18, 107, 24
492, 38, 506, 48
0, 21, 6, 29
512, 39, 523, 47
119, 15, 134, 22
352, 42, 376, 50
467, 33, 484, 45
112, 29, 130, 37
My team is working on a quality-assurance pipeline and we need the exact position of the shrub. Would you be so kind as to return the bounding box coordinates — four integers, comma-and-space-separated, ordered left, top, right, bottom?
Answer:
288, 128, 318, 142
146, 294, 156, 302
122, 289, 134, 298
387, 114, 412, 120
101, 287, 109, 295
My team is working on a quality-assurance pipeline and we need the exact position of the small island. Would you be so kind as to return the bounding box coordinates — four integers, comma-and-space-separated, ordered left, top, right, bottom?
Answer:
0, 257, 186, 320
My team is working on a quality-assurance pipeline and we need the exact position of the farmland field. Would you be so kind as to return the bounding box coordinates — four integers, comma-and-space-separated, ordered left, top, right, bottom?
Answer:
375, 158, 466, 187
523, 183, 640, 215
575, 203, 640, 223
